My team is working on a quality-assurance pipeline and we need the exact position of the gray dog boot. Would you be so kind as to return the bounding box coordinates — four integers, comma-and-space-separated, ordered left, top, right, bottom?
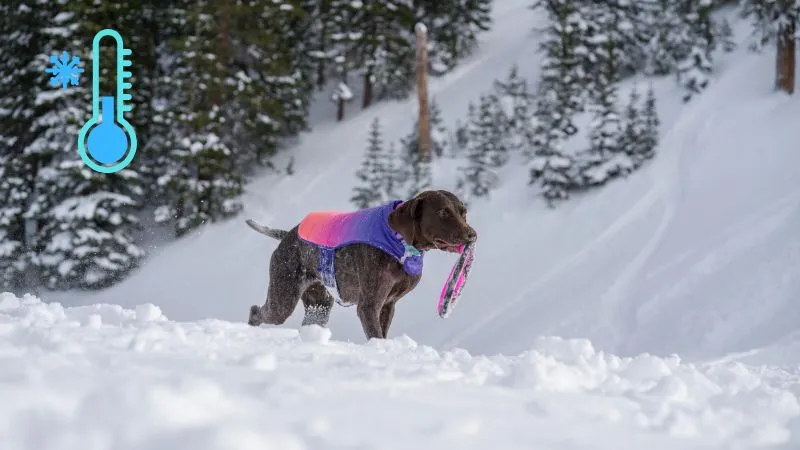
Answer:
301, 304, 331, 327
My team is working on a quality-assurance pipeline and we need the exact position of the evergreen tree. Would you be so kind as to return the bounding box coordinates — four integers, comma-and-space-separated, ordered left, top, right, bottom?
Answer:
740, 0, 800, 51
329, 0, 365, 85
151, 0, 309, 237
0, 0, 63, 290
351, 118, 387, 209
619, 86, 645, 166
578, 7, 632, 187
450, 119, 470, 159
639, 85, 660, 164
579, 1, 646, 83
492, 64, 535, 153
641, 0, 691, 76
619, 84, 659, 170
384, 141, 404, 200
457, 95, 509, 199
417, 0, 493, 74
717, 17, 737, 54
0, 0, 148, 290
398, 119, 433, 198
531, 0, 584, 134
37, 164, 145, 290
676, 0, 717, 102
150, 0, 244, 237
580, 80, 628, 187
528, 0, 583, 204
358, 0, 417, 106
429, 99, 450, 158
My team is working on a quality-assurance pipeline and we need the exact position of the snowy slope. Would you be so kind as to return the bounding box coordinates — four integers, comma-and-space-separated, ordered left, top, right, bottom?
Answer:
41, 1, 800, 367
3, 292, 800, 450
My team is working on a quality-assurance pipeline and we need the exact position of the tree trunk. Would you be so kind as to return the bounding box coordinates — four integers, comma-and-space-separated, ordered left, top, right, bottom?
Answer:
337, 97, 345, 121
776, 18, 796, 94
363, 72, 373, 109
415, 23, 431, 162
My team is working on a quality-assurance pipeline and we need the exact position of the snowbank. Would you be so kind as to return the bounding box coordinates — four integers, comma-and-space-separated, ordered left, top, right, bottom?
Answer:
1, 292, 798, 450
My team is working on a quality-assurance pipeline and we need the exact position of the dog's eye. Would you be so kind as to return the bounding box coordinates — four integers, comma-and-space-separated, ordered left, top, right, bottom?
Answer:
437, 209, 450, 218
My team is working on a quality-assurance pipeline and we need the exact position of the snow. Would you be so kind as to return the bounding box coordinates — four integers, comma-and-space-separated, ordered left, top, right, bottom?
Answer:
331, 82, 353, 102
17, 2, 800, 446
1, 292, 800, 450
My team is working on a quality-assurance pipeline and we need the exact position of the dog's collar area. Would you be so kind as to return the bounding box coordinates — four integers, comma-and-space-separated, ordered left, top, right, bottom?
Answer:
392, 200, 423, 260
396, 232, 423, 261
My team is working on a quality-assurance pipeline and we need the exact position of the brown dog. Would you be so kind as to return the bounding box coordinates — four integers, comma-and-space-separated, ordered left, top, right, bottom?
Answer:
245, 190, 477, 340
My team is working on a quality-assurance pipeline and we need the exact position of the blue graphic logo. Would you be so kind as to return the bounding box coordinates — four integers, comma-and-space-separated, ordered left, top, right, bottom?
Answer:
45, 51, 83, 90
77, 29, 137, 174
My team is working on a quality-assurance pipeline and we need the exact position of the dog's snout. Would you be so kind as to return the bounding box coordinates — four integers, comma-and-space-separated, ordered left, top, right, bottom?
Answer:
465, 227, 477, 243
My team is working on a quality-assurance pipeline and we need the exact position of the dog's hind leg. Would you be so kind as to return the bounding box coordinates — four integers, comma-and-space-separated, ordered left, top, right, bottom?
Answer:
249, 237, 303, 327
300, 282, 334, 327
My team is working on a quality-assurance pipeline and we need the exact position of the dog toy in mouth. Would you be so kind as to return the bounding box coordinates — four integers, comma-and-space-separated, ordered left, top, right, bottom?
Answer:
438, 240, 475, 318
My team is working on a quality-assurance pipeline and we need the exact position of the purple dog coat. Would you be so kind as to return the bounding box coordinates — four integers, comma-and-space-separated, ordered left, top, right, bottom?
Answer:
297, 200, 424, 305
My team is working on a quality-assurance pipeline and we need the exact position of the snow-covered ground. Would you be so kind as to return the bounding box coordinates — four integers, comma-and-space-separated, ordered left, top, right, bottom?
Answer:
10, 1, 800, 447
3, 292, 800, 450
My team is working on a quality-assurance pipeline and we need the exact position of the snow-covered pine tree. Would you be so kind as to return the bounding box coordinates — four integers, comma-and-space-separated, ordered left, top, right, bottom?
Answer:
492, 64, 535, 153
5, 0, 149, 290
717, 16, 737, 54
225, 0, 312, 165
616, 0, 659, 76
0, 0, 60, 290
619, 84, 660, 170
528, 0, 582, 205
295, 0, 338, 90
37, 164, 145, 290
580, 84, 628, 187
639, 85, 660, 163
740, 0, 798, 93
352, 118, 388, 209
456, 94, 509, 200
579, 0, 646, 83
676, 0, 717, 102
384, 141, 403, 201
416, 0, 493, 74
531, 0, 584, 132
398, 118, 433, 198
740, 0, 800, 51
429, 98, 450, 158
640, 0, 693, 76
150, 0, 244, 237
328, 0, 364, 85
450, 119, 470, 159
579, 22, 631, 188
359, 0, 417, 106
618, 85, 645, 167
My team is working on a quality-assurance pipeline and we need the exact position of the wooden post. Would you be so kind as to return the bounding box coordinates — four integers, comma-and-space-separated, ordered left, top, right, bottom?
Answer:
776, 19, 796, 94
415, 22, 431, 162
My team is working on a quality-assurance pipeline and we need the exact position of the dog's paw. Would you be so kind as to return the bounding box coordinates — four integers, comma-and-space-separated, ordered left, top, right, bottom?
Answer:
248, 305, 263, 326
301, 304, 331, 327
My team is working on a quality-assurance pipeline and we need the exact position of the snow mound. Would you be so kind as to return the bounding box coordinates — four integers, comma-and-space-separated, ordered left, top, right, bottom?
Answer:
1, 292, 799, 449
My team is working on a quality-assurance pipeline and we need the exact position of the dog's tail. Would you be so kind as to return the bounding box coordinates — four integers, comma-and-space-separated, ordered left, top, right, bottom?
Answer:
245, 219, 289, 240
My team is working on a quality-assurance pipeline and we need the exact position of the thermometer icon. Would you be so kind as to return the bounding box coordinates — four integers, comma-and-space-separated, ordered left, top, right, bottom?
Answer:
77, 29, 137, 174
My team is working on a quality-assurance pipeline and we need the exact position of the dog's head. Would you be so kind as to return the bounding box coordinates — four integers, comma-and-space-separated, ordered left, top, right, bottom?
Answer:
389, 190, 477, 253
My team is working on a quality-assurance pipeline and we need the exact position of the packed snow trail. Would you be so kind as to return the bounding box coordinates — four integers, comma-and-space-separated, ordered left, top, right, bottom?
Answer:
2, 293, 800, 450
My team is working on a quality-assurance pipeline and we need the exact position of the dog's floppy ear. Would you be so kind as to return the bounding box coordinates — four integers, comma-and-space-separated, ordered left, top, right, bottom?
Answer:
389, 197, 422, 244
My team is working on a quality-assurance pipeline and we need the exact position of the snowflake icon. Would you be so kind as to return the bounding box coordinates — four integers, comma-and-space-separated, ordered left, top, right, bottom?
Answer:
45, 51, 84, 90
